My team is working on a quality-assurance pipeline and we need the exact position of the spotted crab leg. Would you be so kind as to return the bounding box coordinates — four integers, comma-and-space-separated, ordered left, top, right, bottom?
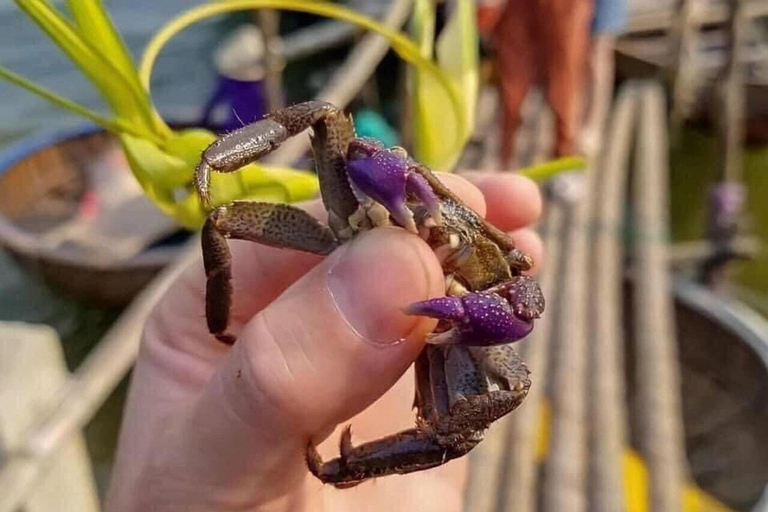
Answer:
306, 426, 472, 489
202, 202, 338, 344
195, 101, 359, 241
196, 101, 365, 343
307, 345, 529, 488
405, 292, 534, 346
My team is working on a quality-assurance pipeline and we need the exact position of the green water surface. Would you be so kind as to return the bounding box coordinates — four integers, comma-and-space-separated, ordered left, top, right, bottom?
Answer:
670, 128, 768, 314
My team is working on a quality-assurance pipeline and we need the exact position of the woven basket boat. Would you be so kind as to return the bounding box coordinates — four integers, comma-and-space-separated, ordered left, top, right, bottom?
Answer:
0, 126, 188, 307
630, 278, 768, 511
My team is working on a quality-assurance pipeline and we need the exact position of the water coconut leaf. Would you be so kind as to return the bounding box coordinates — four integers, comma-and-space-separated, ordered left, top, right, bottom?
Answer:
120, 127, 319, 228
436, 1, 478, 135
519, 156, 587, 183
240, 165, 320, 203
410, 0, 477, 171
64, 0, 171, 138
64, 0, 139, 89
0, 65, 143, 138
119, 134, 193, 191
139, 0, 466, 147
14, 0, 158, 137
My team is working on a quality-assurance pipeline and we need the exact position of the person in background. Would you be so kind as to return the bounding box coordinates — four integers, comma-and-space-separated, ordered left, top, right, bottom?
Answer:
201, 25, 269, 132
479, 0, 626, 167
480, 0, 594, 168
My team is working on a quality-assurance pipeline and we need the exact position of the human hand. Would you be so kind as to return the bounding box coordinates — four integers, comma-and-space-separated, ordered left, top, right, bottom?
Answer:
106, 172, 543, 512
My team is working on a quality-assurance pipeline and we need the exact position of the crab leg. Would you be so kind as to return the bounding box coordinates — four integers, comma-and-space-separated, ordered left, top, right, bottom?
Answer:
430, 345, 530, 418
195, 101, 359, 232
202, 201, 339, 344
307, 344, 530, 488
306, 426, 476, 489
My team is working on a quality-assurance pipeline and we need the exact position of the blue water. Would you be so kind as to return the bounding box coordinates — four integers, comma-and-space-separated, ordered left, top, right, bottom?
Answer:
0, 0, 223, 136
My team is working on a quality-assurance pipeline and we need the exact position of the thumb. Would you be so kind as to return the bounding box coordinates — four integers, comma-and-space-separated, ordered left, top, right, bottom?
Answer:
147, 228, 444, 510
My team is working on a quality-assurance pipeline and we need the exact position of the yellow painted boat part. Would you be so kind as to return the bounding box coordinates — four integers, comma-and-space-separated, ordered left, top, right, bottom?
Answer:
534, 403, 735, 512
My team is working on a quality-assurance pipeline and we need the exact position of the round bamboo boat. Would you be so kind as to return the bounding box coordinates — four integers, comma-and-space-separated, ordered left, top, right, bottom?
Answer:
0, 126, 188, 306
626, 277, 768, 511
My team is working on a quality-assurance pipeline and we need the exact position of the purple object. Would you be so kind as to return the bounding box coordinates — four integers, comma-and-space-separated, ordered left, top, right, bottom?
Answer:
347, 148, 441, 233
201, 76, 268, 133
496, 275, 546, 320
708, 182, 746, 237
406, 291, 534, 347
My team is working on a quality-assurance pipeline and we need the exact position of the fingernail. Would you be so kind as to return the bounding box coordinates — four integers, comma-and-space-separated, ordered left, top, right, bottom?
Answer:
328, 228, 434, 345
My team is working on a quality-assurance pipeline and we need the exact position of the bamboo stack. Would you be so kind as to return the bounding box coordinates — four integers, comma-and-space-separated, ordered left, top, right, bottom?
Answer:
462, 81, 692, 512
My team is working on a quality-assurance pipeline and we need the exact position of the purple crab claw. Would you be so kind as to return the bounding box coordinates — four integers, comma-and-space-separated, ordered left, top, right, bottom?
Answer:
346, 149, 441, 233
404, 291, 534, 347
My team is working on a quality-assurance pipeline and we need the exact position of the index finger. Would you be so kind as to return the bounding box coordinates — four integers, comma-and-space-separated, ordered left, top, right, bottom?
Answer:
460, 171, 543, 231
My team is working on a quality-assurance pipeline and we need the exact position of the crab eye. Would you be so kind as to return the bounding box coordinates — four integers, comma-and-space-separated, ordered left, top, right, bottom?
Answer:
389, 146, 409, 159
347, 137, 385, 160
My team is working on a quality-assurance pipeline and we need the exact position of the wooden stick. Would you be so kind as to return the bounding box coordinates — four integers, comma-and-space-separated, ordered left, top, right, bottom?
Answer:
254, 9, 285, 110
669, 0, 699, 141
624, 2, 768, 34
715, 0, 746, 185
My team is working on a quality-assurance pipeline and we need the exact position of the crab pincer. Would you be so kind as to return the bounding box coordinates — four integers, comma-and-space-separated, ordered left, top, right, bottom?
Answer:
405, 291, 534, 346
405, 276, 544, 347
346, 141, 442, 233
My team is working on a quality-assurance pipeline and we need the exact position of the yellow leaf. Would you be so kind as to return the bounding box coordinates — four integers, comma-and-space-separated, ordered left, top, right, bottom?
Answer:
411, 0, 478, 171
14, 0, 157, 136
65, 0, 171, 138
120, 134, 191, 190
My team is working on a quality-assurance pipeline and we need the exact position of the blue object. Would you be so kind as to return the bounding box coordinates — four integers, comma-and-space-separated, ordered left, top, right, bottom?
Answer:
353, 109, 399, 148
592, 0, 627, 34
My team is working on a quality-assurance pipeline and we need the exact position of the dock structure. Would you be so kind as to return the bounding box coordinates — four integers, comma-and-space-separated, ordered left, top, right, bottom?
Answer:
461, 80, 691, 512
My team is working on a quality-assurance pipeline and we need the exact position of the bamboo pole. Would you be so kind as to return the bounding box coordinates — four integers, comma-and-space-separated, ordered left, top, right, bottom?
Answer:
624, 1, 768, 34
541, 168, 593, 512
632, 82, 688, 512
255, 9, 285, 110
668, 0, 698, 142
494, 193, 566, 512
715, 0, 746, 184
588, 84, 636, 512
461, 406, 512, 512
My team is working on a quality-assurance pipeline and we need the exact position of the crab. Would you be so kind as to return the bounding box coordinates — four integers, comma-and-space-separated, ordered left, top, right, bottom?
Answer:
194, 101, 544, 488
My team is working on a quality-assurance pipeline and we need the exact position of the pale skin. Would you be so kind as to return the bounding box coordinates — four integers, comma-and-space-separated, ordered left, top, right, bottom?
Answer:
106, 172, 543, 512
